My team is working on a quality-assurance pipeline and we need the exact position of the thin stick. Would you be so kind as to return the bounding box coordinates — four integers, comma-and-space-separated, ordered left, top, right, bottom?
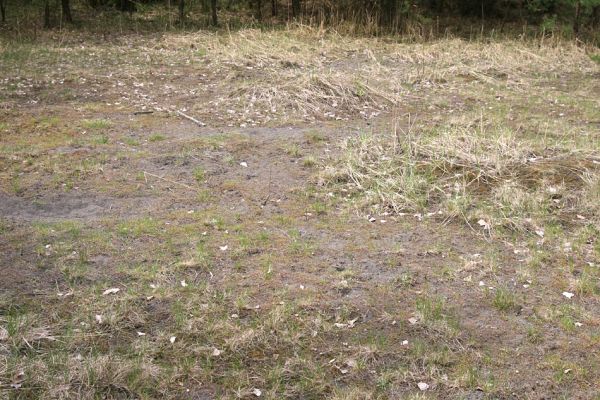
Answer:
177, 110, 206, 127
143, 171, 195, 190
133, 111, 154, 115
261, 166, 273, 206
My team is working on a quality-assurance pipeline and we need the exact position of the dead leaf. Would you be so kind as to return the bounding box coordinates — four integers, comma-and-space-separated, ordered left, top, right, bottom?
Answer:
102, 288, 120, 295
251, 388, 262, 397
477, 219, 489, 229
417, 382, 430, 391
535, 229, 545, 238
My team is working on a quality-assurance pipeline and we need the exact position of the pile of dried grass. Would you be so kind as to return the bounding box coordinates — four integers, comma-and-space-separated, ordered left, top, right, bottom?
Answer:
158, 28, 598, 123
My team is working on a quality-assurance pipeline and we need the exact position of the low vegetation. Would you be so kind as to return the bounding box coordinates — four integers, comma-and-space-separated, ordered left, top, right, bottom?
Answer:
0, 23, 599, 399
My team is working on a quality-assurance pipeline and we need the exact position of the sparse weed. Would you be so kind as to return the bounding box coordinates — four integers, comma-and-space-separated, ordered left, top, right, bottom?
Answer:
288, 228, 313, 255
92, 134, 109, 145
285, 143, 302, 157
492, 287, 519, 313
10, 175, 23, 195
554, 304, 581, 332
193, 166, 206, 183
82, 119, 112, 130
197, 189, 213, 203
527, 325, 543, 343
149, 133, 166, 142
393, 272, 415, 287
122, 137, 140, 146
302, 155, 317, 167
304, 130, 325, 144
310, 200, 328, 215
575, 267, 599, 296
416, 295, 445, 322
261, 254, 274, 280
117, 217, 161, 237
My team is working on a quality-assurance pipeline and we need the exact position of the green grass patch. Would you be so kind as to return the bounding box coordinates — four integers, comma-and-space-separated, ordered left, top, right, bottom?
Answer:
492, 287, 519, 313
149, 133, 166, 142
117, 217, 162, 238
81, 119, 112, 130
193, 166, 206, 183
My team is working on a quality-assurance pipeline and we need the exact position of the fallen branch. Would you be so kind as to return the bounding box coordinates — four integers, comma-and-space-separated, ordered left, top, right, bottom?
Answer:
143, 171, 196, 190
177, 110, 206, 127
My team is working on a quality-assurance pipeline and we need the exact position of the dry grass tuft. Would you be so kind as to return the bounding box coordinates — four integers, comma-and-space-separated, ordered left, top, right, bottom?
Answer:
320, 117, 600, 234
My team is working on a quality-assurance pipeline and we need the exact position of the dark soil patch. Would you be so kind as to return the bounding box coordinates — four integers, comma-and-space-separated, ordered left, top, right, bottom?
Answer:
0, 191, 162, 221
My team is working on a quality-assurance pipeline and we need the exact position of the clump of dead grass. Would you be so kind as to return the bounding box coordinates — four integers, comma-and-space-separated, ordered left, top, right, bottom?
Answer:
320, 117, 600, 235
157, 28, 597, 124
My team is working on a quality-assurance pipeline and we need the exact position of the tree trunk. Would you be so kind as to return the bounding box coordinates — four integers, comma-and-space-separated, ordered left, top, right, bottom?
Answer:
61, 0, 73, 23
573, 0, 581, 35
44, 0, 51, 28
211, 0, 218, 25
178, 0, 184, 22
592, 5, 600, 28
0, 0, 6, 24
379, 0, 397, 28
272, 0, 277, 17
291, 0, 300, 18
256, 0, 262, 21
117, 0, 135, 13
